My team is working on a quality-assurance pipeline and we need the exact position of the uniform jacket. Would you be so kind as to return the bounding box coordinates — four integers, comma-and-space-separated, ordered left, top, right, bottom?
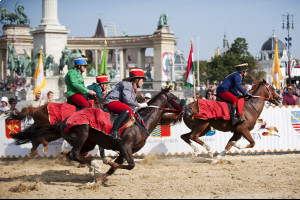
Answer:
84, 83, 103, 100
104, 81, 138, 109
216, 72, 247, 96
65, 69, 88, 98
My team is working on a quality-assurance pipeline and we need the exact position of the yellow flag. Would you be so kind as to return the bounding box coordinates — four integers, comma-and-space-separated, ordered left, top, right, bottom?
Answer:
271, 38, 283, 90
33, 46, 47, 96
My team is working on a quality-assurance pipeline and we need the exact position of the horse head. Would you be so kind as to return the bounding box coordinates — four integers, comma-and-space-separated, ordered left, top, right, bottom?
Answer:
145, 85, 183, 126
249, 80, 282, 106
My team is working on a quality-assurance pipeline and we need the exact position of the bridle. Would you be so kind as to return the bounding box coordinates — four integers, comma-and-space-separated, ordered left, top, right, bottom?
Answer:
251, 83, 277, 102
142, 91, 183, 115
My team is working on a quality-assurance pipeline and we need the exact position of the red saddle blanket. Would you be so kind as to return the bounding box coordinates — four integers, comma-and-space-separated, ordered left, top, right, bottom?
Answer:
64, 108, 113, 135
47, 100, 95, 124
48, 103, 76, 124
193, 98, 245, 120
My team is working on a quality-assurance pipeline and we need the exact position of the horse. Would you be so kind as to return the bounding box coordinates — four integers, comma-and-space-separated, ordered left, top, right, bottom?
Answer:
180, 80, 281, 163
11, 86, 184, 184
8, 98, 105, 158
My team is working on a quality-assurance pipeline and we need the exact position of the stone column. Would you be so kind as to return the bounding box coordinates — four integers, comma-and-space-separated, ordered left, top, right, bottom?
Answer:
137, 48, 146, 68
152, 26, 176, 90
31, 0, 69, 76
40, 0, 60, 25
0, 50, 3, 81
119, 49, 125, 81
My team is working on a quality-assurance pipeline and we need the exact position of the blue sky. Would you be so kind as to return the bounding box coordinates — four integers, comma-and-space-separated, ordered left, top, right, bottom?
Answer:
1, 0, 299, 61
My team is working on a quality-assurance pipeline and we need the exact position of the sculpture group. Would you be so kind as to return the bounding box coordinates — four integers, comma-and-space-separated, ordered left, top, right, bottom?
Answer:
0, 3, 30, 25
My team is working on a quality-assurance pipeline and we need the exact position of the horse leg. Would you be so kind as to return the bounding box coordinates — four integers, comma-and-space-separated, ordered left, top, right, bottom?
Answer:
212, 132, 242, 164
67, 125, 93, 167
28, 140, 39, 158
188, 122, 211, 158
193, 125, 214, 158
94, 155, 125, 183
232, 129, 255, 149
40, 138, 48, 157
105, 142, 135, 170
181, 132, 200, 157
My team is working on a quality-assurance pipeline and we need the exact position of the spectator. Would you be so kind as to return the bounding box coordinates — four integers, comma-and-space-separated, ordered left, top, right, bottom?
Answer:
32, 91, 45, 107
62, 92, 68, 103
283, 84, 299, 106
144, 93, 152, 103
44, 91, 56, 104
8, 98, 19, 113
0, 96, 10, 115
195, 93, 202, 99
205, 89, 214, 100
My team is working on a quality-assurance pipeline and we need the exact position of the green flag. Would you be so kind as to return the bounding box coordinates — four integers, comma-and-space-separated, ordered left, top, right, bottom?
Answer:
99, 42, 107, 75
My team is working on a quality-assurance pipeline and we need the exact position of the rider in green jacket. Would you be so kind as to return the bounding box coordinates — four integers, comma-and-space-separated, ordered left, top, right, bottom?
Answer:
65, 57, 96, 109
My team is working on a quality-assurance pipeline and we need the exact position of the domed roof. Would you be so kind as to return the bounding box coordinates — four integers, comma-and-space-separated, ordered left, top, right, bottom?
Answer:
261, 34, 285, 51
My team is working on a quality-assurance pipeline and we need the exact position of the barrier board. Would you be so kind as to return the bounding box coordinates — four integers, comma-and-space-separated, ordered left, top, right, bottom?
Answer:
1, 106, 300, 158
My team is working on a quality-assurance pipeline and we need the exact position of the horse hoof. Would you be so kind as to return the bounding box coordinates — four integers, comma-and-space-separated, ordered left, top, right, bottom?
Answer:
192, 152, 199, 159
87, 181, 96, 187
102, 157, 112, 165
211, 159, 219, 164
207, 152, 214, 158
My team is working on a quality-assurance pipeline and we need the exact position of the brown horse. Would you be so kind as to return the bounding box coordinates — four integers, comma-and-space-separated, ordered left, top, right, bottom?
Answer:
181, 80, 281, 163
11, 86, 183, 184
9, 98, 105, 157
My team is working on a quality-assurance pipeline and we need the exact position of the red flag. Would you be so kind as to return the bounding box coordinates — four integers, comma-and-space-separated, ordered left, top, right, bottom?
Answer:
5, 119, 21, 139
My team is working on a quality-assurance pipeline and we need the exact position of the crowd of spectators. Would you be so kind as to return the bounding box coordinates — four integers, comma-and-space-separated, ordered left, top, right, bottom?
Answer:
2, 77, 300, 117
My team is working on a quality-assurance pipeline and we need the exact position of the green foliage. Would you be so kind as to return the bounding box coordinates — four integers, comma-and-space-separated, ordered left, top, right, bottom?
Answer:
207, 37, 265, 84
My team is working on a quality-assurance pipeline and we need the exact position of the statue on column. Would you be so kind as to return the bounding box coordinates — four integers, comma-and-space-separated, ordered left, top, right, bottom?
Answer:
158, 14, 168, 27
15, 3, 30, 25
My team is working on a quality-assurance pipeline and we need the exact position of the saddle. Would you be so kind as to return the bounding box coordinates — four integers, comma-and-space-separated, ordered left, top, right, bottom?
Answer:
102, 106, 135, 132
216, 94, 233, 111
66, 98, 94, 111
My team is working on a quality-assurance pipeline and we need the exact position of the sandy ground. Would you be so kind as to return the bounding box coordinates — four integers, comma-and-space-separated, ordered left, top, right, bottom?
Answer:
0, 153, 299, 199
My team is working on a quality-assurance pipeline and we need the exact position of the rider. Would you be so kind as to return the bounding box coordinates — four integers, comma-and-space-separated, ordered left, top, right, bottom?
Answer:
104, 68, 148, 141
65, 57, 96, 109
216, 63, 253, 126
84, 74, 109, 100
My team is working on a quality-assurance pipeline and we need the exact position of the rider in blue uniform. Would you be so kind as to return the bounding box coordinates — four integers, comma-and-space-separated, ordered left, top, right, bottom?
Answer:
216, 63, 253, 126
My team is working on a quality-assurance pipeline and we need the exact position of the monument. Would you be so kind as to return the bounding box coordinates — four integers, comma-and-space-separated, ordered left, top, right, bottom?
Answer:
31, 0, 69, 76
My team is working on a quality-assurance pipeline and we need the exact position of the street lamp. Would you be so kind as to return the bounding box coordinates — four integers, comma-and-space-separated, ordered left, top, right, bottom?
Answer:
282, 13, 294, 84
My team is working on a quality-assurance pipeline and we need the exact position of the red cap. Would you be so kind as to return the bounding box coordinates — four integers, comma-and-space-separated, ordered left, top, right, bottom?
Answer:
96, 75, 108, 83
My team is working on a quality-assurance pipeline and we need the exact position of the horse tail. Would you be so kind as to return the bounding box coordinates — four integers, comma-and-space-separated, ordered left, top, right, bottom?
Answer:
11, 123, 58, 145
9, 106, 36, 121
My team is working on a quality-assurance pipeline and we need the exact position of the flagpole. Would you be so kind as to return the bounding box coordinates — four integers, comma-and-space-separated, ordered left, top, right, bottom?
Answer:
190, 38, 196, 100
34, 45, 43, 95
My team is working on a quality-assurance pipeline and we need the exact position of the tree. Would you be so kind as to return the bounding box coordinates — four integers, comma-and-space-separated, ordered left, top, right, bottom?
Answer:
207, 37, 265, 84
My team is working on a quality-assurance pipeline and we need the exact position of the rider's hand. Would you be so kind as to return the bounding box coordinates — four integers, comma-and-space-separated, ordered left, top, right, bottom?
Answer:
138, 103, 148, 108
88, 90, 96, 96
245, 92, 253, 99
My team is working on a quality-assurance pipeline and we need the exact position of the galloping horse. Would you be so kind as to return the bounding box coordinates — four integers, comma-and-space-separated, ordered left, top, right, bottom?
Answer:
11, 86, 183, 183
9, 98, 105, 157
181, 80, 281, 163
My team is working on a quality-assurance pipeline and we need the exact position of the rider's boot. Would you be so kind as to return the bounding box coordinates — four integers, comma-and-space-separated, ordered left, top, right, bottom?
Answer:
110, 110, 130, 141
231, 106, 244, 126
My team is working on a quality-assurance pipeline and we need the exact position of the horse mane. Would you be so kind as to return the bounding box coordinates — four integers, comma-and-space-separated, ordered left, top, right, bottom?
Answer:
249, 81, 264, 95
154, 85, 183, 125
9, 106, 36, 121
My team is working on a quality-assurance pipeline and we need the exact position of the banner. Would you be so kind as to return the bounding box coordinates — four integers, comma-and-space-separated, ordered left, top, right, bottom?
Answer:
0, 106, 300, 158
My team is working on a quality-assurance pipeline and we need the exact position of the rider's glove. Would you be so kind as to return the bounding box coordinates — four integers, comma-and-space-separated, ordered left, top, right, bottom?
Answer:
245, 92, 253, 98
139, 103, 148, 108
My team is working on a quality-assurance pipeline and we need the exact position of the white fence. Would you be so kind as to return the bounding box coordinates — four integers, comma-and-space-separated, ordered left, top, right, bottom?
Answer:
1, 106, 300, 158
